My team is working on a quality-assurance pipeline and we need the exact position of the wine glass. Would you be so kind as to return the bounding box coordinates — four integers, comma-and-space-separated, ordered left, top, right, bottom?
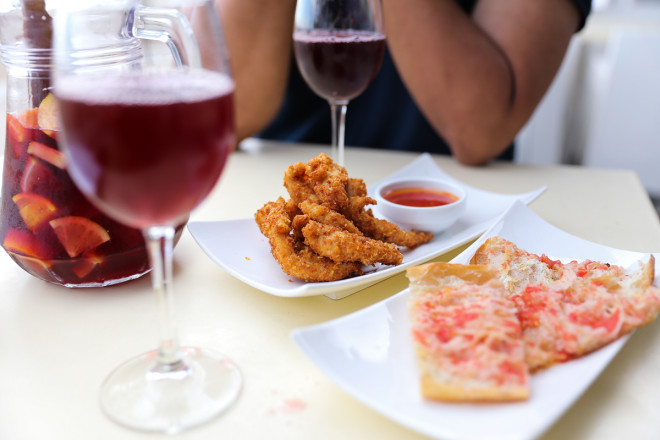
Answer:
293, 0, 385, 167
53, 0, 241, 433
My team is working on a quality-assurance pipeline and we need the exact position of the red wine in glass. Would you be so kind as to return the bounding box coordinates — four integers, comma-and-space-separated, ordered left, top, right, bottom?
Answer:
293, 0, 385, 167
293, 30, 386, 102
57, 70, 234, 229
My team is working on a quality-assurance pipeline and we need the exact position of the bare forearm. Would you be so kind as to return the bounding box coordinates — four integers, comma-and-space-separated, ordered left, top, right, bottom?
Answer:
382, 0, 579, 165
215, 0, 296, 140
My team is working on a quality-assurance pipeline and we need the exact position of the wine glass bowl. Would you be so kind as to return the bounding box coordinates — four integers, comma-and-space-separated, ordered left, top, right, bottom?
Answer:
293, 0, 385, 166
53, 0, 241, 433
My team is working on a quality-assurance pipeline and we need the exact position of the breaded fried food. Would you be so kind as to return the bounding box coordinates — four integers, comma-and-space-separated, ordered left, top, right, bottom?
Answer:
299, 200, 362, 235
306, 153, 349, 211
284, 162, 319, 206
302, 220, 403, 266
290, 213, 309, 244
284, 197, 302, 219
255, 198, 362, 282
256, 153, 435, 282
283, 154, 350, 211
346, 177, 368, 197
343, 196, 434, 249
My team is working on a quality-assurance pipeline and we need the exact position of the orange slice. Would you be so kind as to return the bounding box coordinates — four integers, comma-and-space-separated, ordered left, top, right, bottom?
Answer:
2, 228, 55, 259
72, 254, 104, 279
12, 192, 58, 232
27, 141, 67, 169
49, 216, 111, 258
6, 113, 31, 158
37, 93, 61, 132
10, 252, 53, 278
6, 113, 29, 142
18, 107, 40, 129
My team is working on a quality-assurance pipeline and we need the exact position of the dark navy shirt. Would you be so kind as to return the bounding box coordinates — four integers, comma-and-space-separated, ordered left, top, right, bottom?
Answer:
258, 0, 592, 159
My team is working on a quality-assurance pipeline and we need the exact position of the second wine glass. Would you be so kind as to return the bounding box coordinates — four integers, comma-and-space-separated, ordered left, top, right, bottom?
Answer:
293, 0, 385, 167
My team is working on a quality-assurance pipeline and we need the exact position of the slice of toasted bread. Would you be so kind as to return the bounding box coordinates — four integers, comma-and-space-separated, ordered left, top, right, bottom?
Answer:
406, 262, 530, 402
472, 237, 660, 370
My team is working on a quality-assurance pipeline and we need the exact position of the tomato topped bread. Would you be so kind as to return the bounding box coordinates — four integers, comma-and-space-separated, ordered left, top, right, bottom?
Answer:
406, 237, 660, 402
470, 236, 656, 297
407, 263, 530, 402
471, 237, 660, 371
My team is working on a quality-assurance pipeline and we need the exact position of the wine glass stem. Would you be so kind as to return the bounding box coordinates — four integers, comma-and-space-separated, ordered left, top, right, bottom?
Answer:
144, 225, 184, 372
330, 101, 348, 166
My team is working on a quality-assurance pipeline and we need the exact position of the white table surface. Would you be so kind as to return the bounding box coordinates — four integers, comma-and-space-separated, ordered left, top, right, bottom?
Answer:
1, 137, 660, 440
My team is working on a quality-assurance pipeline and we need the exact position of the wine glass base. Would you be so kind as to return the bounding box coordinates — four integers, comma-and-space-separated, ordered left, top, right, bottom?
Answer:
100, 346, 242, 434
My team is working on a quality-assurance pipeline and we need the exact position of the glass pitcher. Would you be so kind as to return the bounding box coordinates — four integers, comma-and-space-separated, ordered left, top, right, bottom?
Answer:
0, 0, 183, 287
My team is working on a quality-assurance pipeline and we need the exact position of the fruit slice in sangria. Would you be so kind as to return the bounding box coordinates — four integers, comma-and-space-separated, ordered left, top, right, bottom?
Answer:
21, 157, 61, 194
38, 92, 60, 139
27, 141, 66, 169
3, 228, 58, 260
49, 216, 110, 258
12, 192, 58, 233
1, 93, 153, 286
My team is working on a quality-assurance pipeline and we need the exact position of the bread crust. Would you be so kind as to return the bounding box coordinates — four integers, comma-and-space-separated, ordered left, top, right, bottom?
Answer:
419, 374, 529, 402
407, 261, 498, 289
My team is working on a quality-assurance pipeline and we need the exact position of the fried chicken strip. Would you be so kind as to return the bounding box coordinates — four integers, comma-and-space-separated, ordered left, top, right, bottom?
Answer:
284, 162, 319, 206
258, 154, 434, 281
290, 213, 309, 244
343, 196, 434, 249
255, 198, 362, 282
346, 177, 368, 197
302, 220, 403, 266
306, 153, 349, 211
299, 200, 362, 235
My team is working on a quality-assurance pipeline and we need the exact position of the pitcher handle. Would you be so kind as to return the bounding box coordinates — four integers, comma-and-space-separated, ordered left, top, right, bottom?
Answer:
132, 5, 202, 68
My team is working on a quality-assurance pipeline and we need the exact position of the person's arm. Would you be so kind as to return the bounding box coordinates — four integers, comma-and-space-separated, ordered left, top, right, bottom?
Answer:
382, 0, 581, 165
215, 0, 296, 141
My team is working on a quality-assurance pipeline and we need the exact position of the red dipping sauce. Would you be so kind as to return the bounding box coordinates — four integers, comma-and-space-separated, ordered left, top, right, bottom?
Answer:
383, 187, 459, 207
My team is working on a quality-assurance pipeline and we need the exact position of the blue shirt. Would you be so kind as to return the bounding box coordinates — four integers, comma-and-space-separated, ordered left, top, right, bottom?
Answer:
258, 0, 592, 159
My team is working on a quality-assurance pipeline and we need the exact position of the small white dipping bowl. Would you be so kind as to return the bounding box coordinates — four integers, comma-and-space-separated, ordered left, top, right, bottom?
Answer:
374, 177, 467, 234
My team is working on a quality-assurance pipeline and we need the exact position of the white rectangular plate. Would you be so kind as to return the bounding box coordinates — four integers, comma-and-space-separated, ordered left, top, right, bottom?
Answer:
291, 201, 658, 439
188, 153, 545, 299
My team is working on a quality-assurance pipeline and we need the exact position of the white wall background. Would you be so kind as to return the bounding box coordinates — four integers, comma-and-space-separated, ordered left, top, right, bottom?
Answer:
516, 0, 660, 199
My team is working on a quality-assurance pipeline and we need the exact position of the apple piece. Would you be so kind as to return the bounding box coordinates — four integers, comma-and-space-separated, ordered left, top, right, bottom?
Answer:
42, 129, 58, 140
20, 156, 59, 192
6, 114, 30, 158
10, 253, 53, 279
37, 93, 61, 132
20, 157, 61, 194
72, 253, 104, 279
2, 228, 57, 260
27, 141, 67, 169
18, 108, 40, 129
6, 113, 29, 142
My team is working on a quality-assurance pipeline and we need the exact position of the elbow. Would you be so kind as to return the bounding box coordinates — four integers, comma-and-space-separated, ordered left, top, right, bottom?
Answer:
446, 135, 503, 166
452, 148, 492, 166
442, 120, 518, 166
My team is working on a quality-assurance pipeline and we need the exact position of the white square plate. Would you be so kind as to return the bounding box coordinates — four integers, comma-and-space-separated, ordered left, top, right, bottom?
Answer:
291, 201, 658, 439
188, 154, 545, 299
